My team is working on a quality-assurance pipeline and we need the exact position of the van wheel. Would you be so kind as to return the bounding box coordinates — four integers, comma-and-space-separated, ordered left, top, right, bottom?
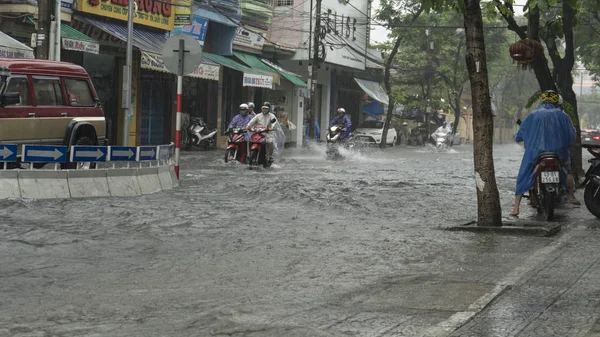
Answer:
64, 136, 97, 170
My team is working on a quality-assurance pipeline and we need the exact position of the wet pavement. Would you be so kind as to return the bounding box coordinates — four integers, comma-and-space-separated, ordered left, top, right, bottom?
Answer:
1, 143, 599, 337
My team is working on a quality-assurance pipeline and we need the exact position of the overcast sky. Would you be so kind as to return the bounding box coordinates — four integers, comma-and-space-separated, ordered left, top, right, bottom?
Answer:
369, 0, 526, 45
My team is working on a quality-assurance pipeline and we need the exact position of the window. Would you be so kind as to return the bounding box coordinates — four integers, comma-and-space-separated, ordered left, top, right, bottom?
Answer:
65, 78, 95, 107
33, 77, 63, 106
277, 0, 292, 6
359, 120, 384, 129
4, 76, 30, 106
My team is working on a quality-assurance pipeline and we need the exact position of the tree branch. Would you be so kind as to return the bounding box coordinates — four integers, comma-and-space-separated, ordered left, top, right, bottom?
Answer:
493, 0, 527, 39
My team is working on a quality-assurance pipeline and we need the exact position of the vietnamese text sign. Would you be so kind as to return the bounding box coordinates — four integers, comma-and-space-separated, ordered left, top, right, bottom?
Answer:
77, 0, 175, 31
172, 15, 208, 48
62, 37, 100, 54
243, 74, 273, 89
233, 22, 266, 53
174, 0, 192, 25
141, 51, 219, 81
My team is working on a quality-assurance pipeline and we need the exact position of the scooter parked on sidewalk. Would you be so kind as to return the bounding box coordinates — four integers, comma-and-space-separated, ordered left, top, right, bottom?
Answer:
187, 117, 217, 150
579, 145, 600, 218
224, 127, 248, 163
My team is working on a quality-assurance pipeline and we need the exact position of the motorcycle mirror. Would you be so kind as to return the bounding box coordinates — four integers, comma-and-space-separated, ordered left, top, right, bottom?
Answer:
271, 118, 277, 123
516, 119, 522, 126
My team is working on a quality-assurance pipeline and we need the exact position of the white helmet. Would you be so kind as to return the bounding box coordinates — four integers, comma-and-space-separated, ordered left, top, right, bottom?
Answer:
248, 102, 255, 109
239, 103, 248, 115
337, 107, 346, 115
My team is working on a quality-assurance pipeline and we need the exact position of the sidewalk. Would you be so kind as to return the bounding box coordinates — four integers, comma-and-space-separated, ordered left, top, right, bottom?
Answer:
447, 214, 600, 337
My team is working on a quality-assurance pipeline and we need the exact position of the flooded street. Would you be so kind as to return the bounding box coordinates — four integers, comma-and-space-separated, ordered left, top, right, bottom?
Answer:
1, 143, 597, 336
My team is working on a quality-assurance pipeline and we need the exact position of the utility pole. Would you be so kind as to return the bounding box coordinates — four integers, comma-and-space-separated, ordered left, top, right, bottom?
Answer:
308, 0, 322, 139
122, 0, 135, 145
36, 0, 52, 60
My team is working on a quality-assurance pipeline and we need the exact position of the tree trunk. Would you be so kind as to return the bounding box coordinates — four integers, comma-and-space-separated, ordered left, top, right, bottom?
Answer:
381, 36, 403, 149
463, 0, 503, 226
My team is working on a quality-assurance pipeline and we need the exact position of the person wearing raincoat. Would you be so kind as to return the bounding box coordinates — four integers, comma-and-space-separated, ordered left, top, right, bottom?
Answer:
329, 108, 352, 141
245, 102, 283, 163
509, 90, 576, 216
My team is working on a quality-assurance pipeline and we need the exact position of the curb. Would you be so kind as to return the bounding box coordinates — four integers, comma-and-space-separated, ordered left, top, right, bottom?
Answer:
446, 220, 562, 237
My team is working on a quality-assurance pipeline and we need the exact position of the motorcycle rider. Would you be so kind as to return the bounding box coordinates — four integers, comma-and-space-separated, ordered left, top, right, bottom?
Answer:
510, 90, 576, 216
245, 102, 278, 163
228, 103, 253, 130
247, 102, 256, 116
329, 108, 352, 141
431, 121, 450, 144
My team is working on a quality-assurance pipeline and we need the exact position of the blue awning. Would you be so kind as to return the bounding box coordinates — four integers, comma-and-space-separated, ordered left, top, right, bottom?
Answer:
74, 15, 168, 54
362, 101, 385, 115
193, 8, 238, 27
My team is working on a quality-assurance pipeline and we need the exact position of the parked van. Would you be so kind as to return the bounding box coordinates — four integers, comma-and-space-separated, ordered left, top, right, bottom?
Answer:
0, 58, 107, 168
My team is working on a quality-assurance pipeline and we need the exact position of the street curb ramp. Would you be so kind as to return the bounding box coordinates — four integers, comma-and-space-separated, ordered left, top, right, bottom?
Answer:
0, 164, 179, 200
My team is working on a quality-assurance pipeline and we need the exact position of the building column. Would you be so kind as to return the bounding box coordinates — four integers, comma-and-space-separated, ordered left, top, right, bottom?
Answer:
320, 84, 330, 140
294, 87, 304, 147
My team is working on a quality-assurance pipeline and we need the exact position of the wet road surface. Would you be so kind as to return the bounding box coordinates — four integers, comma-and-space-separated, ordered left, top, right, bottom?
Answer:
1, 143, 598, 336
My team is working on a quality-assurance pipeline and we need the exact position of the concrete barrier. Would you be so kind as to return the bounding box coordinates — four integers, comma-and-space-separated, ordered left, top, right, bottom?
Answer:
137, 167, 161, 195
68, 169, 110, 198
0, 163, 178, 200
19, 170, 70, 199
0, 170, 20, 199
107, 168, 143, 197
157, 165, 173, 190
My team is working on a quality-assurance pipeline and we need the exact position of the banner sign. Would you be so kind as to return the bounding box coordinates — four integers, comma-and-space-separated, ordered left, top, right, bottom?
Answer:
171, 15, 208, 48
174, 0, 192, 25
141, 51, 219, 81
243, 74, 272, 89
62, 37, 100, 54
233, 22, 266, 53
76, 0, 175, 31
0, 47, 34, 59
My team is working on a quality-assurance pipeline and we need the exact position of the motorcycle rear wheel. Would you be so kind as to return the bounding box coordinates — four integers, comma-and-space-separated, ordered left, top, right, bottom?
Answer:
584, 181, 600, 219
543, 189, 555, 221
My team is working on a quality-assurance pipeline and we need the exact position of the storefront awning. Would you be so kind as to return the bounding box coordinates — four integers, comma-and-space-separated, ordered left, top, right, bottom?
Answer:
203, 52, 273, 89
140, 51, 220, 81
354, 78, 389, 104
234, 52, 280, 85
0, 31, 34, 59
75, 15, 167, 54
61, 23, 100, 54
259, 58, 307, 87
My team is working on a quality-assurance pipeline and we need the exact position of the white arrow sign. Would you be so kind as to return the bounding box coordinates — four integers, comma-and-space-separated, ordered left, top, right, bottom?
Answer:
113, 149, 134, 158
140, 148, 156, 158
28, 148, 63, 160
77, 149, 104, 160
0, 147, 14, 159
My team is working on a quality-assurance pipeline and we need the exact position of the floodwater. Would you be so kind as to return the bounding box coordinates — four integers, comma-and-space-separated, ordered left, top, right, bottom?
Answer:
0, 143, 592, 336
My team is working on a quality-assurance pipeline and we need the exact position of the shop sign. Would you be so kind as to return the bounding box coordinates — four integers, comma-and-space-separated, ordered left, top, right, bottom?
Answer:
243, 73, 272, 89
233, 23, 266, 53
174, 0, 192, 25
320, 0, 368, 70
141, 51, 219, 81
62, 37, 100, 54
0, 47, 34, 59
171, 15, 208, 48
76, 0, 175, 31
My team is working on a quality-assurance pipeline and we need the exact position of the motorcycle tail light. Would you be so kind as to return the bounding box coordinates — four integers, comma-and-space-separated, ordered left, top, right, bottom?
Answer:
593, 136, 600, 140
540, 158, 558, 169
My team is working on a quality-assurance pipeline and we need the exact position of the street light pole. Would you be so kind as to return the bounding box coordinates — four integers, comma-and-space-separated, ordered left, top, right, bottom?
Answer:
122, 0, 135, 145
55, 0, 61, 61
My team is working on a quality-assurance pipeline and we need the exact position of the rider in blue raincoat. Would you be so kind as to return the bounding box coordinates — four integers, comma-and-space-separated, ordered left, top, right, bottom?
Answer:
329, 108, 352, 141
510, 90, 576, 216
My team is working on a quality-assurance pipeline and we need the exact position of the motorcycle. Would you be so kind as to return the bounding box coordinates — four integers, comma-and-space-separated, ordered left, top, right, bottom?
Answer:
187, 117, 217, 150
224, 127, 248, 163
527, 152, 567, 221
326, 124, 348, 160
248, 118, 277, 169
579, 145, 600, 218
432, 130, 450, 151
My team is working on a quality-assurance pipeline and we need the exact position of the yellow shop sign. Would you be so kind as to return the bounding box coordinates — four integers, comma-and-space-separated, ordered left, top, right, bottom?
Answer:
77, 0, 175, 31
